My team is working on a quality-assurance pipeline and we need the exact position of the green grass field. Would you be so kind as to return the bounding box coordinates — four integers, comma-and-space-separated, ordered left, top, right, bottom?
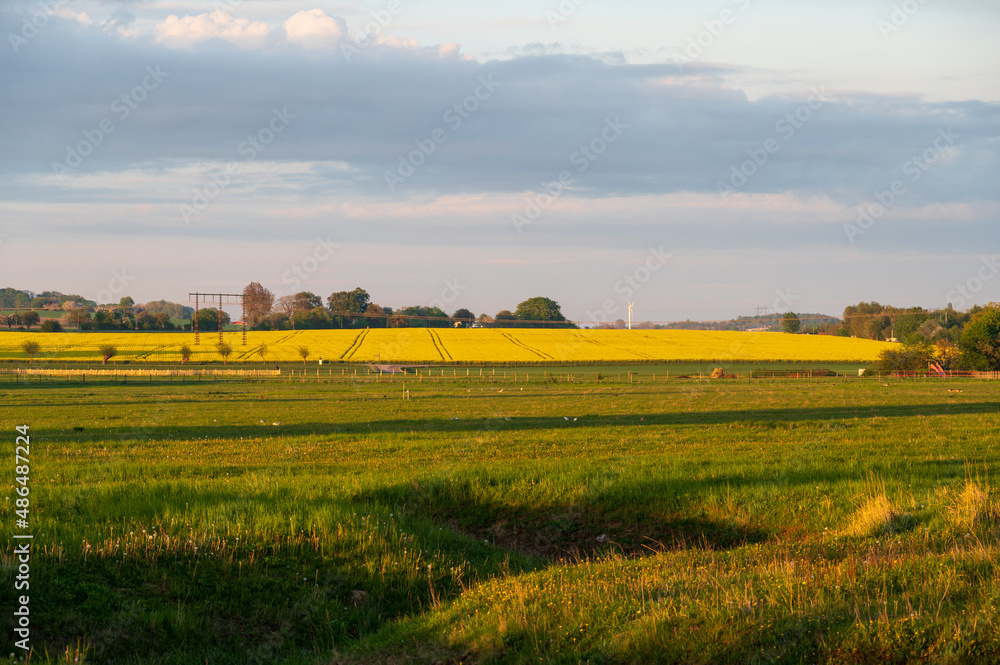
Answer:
2, 373, 1000, 663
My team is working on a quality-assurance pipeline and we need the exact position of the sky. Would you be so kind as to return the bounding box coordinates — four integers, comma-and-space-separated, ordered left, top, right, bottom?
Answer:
0, 0, 998, 323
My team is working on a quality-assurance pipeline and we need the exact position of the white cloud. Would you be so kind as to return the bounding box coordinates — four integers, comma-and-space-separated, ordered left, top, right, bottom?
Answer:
284, 9, 347, 50
57, 9, 91, 26
156, 11, 270, 49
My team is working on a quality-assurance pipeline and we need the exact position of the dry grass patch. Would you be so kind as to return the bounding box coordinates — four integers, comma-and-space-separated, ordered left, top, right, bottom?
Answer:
844, 476, 915, 538
949, 480, 998, 530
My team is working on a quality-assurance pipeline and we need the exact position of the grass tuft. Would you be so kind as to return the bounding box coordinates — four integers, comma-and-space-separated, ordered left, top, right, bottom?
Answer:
949, 480, 996, 529
845, 476, 915, 538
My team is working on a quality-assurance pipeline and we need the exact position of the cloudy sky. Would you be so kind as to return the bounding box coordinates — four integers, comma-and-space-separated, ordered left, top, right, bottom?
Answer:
1, 0, 998, 322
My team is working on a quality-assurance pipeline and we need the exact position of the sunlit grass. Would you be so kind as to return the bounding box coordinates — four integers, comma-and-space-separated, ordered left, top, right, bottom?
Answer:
0, 376, 998, 662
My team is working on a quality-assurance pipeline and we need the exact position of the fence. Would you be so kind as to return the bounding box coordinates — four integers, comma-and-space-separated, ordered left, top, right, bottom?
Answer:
886, 370, 1000, 380
3, 368, 280, 378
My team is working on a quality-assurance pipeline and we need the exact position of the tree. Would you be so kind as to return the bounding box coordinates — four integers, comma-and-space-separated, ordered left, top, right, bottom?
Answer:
136, 312, 173, 330
63, 309, 92, 329
514, 297, 571, 328
297, 345, 310, 363
364, 303, 388, 327
193, 308, 230, 332
40, 319, 62, 333
452, 308, 475, 327
958, 307, 1000, 370
21, 340, 40, 364
934, 339, 961, 369
327, 288, 370, 328
19, 311, 40, 329
257, 312, 291, 331
275, 295, 297, 318
843, 302, 891, 340
494, 310, 517, 328
3, 314, 17, 330
277, 292, 324, 320
290, 307, 332, 330
877, 342, 934, 372
477, 314, 495, 328
294, 291, 323, 311
179, 345, 192, 364
400, 306, 450, 328
118, 296, 135, 309
99, 344, 118, 365
243, 282, 275, 328
216, 342, 233, 364
0, 288, 33, 309
781, 312, 802, 334
142, 300, 193, 321
110, 307, 135, 329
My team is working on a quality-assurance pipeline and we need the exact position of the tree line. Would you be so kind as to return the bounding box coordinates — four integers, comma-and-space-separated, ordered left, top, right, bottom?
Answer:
4, 284, 999, 371
242, 284, 575, 330
1, 297, 195, 332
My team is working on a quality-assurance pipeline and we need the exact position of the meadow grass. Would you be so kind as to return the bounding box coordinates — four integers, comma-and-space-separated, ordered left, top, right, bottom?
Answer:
1, 374, 999, 663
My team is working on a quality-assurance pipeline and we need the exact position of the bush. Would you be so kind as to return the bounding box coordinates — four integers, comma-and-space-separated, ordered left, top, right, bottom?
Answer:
39, 319, 62, 333
877, 342, 933, 372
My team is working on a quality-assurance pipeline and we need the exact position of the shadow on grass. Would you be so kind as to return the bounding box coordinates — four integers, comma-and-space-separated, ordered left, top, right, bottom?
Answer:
353, 473, 772, 560
13, 486, 542, 664
24, 398, 1000, 444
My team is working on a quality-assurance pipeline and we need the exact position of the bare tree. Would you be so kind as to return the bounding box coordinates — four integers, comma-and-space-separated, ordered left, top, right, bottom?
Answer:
242, 282, 274, 328
275, 295, 297, 318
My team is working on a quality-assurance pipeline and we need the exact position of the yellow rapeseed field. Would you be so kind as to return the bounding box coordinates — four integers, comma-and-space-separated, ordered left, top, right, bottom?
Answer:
0, 328, 894, 364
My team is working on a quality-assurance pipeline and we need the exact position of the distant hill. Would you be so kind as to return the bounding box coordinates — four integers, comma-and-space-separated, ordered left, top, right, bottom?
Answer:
0, 288, 96, 310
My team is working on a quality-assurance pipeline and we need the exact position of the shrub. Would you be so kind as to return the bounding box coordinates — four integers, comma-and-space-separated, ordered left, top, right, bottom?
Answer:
877, 342, 933, 372
39, 319, 62, 333
179, 345, 192, 364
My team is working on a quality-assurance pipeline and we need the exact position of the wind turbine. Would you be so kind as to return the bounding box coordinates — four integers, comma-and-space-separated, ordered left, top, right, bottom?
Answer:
627, 301, 635, 330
